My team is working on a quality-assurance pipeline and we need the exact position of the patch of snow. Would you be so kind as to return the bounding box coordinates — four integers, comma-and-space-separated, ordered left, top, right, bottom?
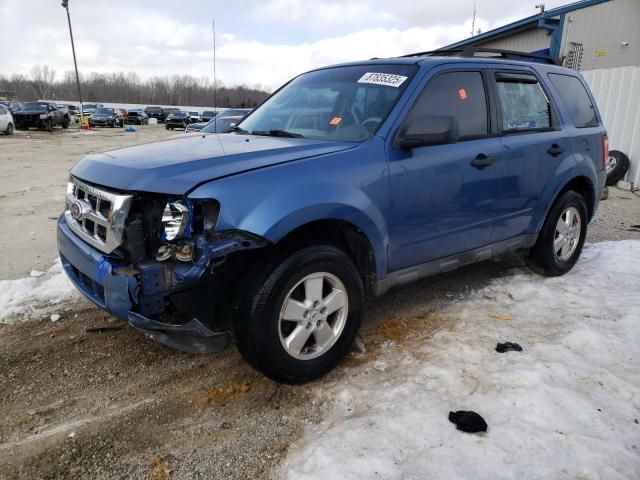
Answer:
0, 259, 81, 324
281, 241, 640, 480
29, 270, 45, 278
50, 314, 61, 322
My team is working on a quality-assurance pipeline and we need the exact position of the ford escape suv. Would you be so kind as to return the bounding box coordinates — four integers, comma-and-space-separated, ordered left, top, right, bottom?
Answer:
58, 48, 607, 383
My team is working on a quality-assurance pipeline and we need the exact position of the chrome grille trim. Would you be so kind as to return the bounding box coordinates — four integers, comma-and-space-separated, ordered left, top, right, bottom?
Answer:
64, 177, 133, 253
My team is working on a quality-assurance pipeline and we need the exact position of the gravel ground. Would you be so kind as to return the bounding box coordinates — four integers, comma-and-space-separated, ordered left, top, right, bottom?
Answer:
1, 126, 638, 479
587, 187, 640, 243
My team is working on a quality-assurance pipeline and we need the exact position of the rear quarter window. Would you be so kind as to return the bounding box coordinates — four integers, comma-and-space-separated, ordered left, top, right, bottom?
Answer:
548, 74, 598, 128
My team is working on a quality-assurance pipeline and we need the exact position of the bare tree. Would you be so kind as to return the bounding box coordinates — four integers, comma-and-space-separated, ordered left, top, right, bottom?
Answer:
0, 66, 270, 107
30, 65, 57, 99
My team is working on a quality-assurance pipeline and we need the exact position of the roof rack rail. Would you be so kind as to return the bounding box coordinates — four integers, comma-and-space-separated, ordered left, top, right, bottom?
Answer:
399, 47, 558, 65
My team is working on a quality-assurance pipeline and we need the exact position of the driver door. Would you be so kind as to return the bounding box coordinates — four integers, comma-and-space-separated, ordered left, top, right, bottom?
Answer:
387, 69, 503, 271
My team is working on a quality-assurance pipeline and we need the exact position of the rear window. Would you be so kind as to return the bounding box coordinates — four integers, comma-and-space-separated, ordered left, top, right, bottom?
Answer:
548, 74, 598, 128
495, 72, 551, 132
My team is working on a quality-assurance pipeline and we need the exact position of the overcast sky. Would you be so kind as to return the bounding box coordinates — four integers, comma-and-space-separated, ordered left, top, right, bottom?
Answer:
0, 0, 570, 91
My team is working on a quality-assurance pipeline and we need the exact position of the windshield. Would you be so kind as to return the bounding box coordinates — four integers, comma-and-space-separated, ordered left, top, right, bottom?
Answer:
146, 107, 162, 113
96, 108, 114, 114
237, 64, 416, 141
169, 111, 187, 118
22, 102, 49, 111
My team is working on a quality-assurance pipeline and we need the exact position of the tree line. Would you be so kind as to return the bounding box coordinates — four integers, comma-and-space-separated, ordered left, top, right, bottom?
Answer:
0, 65, 270, 108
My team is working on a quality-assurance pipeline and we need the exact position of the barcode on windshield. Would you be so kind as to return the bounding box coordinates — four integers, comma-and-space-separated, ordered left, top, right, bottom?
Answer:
357, 72, 408, 88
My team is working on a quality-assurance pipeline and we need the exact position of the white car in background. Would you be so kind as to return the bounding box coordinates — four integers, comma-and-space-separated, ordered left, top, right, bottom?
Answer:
0, 104, 14, 135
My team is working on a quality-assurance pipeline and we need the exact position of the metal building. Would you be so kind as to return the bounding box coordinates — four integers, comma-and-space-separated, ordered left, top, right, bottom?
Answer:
442, 0, 640, 187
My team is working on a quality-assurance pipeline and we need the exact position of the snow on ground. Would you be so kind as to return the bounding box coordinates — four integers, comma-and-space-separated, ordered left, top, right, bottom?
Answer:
0, 259, 80, 323
281, 241, 640, 480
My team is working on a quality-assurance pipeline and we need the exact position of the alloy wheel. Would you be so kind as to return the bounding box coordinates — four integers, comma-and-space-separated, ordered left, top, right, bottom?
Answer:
554, 206, 581, 261
278, 272, 348, 360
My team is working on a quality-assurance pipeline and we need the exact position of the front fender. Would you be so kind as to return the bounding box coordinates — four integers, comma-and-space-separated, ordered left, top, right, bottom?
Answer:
188, 143, 390, 277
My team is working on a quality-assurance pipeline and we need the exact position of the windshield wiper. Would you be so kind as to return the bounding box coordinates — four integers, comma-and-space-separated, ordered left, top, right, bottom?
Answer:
251, 129, 305, 138
229, 125, 249, 134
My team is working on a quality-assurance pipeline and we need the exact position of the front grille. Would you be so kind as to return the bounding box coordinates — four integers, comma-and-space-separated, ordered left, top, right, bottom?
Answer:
65, 177, 133, 253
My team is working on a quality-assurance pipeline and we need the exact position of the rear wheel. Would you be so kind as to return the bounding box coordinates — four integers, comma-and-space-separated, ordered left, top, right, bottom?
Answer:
526, 191, 588, 276
62, 117, 70, 129
5, 123, 13, 135
233, 245, 364, 384
46, 119, 53, 132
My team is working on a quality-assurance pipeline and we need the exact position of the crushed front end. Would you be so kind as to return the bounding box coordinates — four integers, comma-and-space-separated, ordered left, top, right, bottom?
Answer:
57, 176, 267, 353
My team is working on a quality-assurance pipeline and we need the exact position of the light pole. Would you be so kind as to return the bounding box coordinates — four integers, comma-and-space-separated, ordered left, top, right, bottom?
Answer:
61, 0, 85, 127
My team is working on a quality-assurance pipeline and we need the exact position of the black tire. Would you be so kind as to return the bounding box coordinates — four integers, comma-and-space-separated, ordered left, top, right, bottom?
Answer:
606, 150, 630, 186
526, 191, 588, 276
62, 116, 70, 129
46, 119, 53, 132
233, 245, 364, 384
166, 125, 170, 130
5, 123, 13, 135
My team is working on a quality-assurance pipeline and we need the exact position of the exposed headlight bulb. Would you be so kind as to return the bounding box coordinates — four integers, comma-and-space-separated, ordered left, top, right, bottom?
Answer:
162, 202, 190, 241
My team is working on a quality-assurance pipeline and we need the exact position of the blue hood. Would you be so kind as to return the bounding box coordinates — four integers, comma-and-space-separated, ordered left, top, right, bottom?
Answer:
71, 134, 356, 195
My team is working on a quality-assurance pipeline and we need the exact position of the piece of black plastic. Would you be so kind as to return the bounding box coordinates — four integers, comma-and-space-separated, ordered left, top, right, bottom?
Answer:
449, 411, 488, 433
496, 342, 523, 353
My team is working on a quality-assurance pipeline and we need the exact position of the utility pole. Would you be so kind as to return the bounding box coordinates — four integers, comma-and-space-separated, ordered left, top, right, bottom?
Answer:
212, 19, 217, 130
471, 2, 477, 37
61, 0, 85, 127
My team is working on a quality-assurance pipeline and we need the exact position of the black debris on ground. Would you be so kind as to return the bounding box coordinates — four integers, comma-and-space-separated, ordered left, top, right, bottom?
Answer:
448, 411, 488, 433
496, 342, 523, 353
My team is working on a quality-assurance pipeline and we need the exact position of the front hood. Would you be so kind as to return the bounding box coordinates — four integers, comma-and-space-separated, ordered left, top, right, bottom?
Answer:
71, 134, 356, 195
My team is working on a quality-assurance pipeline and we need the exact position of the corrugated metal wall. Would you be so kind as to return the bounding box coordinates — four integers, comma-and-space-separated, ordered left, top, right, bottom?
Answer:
476, 27, 551, 53
582, 66, 640, 186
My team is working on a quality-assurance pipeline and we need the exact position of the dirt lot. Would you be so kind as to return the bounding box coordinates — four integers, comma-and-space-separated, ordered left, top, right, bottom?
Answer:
1, 125, 639, 479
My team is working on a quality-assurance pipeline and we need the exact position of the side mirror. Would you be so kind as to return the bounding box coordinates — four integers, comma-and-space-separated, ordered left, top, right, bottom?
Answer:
397, 115, 459, 149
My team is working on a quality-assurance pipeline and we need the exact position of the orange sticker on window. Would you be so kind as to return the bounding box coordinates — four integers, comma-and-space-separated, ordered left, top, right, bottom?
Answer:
458, 88, 468, 100
330, 116, 342, 126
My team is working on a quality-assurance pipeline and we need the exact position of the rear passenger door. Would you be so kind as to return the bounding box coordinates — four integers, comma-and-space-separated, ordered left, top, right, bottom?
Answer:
387, 68, 503, 271
490, 69, 571, 242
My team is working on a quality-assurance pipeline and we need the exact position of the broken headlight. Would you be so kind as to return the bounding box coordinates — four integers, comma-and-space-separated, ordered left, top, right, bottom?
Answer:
161, 201, 191, 241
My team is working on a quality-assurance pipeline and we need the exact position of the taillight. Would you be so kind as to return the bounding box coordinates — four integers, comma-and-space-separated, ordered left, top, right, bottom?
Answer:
601, 135, 609, 170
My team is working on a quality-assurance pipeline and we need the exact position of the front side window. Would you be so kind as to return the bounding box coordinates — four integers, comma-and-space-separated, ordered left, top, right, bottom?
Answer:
408, 71, 488, 140
548, 73, 597, 128
237, 64, 418, 141
495, 73, 551, 132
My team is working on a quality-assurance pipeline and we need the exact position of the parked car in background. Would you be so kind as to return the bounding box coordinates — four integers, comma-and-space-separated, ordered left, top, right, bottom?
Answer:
0, 104, 14, 135
0, 100, 22, 113
145, 106, 166, 122
126, 109, 149, 125
89, 107, 125, 128
82, 103, 103, 115
57, 50, 607, 384
186, 109, 251, 133
188, 111, 201, 122
14, 101, 70, 131
201, 110, 218, 122
217, 108, 252, 119
165, 111, 192, 130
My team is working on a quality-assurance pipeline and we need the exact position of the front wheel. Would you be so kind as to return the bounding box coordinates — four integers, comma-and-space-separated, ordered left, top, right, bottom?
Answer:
234, 245, 364, 384
5, 123, 13, 135
526, 191, 588, 276
62, 117, 70, 129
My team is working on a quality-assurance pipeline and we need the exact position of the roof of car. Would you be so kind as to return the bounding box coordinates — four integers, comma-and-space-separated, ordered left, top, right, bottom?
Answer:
316, 54, 573, 75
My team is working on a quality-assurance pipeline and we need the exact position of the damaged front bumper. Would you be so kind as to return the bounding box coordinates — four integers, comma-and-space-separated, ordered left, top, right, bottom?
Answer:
57, 215, 266, 353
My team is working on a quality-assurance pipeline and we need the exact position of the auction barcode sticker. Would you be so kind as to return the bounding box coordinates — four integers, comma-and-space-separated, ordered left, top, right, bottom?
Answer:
357, 72, 408, 88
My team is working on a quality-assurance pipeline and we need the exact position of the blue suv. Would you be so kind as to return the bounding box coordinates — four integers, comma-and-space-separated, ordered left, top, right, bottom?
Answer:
58, 48, 607, 383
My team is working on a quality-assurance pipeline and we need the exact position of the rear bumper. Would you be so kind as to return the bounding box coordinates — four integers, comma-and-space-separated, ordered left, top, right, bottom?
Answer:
57, 215, 230, 352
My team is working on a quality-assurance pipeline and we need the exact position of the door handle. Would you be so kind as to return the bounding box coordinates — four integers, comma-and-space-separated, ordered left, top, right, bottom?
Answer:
470, 154, 494, 168
547, 143, 564, 157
